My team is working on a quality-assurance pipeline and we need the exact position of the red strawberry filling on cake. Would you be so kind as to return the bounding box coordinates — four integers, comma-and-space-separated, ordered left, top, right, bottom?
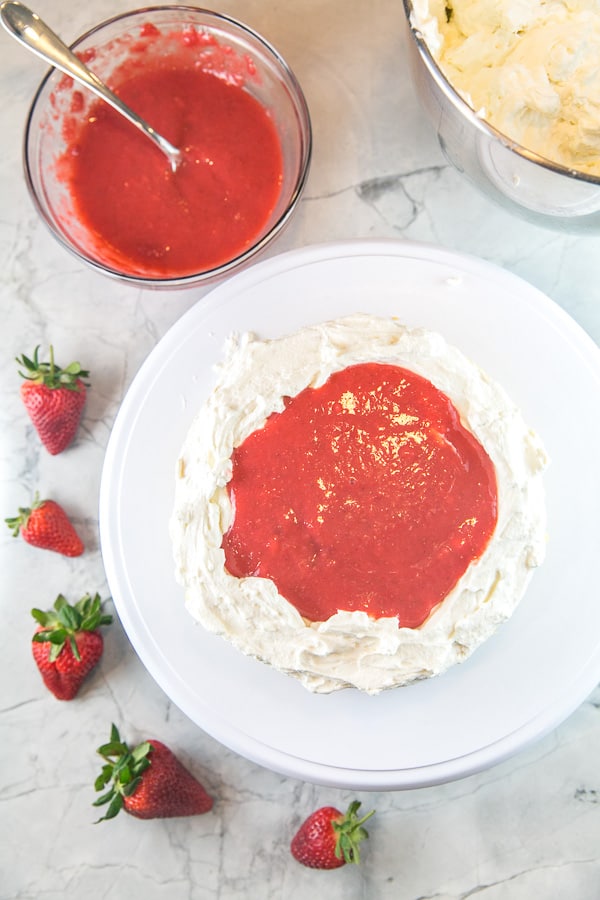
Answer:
222, 362, 498, 628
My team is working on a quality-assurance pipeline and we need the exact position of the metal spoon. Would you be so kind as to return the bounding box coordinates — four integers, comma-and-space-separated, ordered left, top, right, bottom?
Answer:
0, 0, 182, 171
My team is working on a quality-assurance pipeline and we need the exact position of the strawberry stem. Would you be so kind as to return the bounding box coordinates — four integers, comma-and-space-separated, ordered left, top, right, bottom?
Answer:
93, 724, 153, 822
31, 593, 112, 662
5, 493, 41, 536
16, 345, 90, 390
332, 801, 375, 864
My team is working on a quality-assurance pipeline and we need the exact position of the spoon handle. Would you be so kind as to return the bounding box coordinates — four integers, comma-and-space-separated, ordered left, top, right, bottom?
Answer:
0, 0, 181, 170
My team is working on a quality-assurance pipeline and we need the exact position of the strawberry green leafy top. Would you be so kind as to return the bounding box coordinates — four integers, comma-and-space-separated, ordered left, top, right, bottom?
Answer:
331, 801, 374, 864
31, 593, 112, 662
93, 724, 153, 822
16, 345, 90, 391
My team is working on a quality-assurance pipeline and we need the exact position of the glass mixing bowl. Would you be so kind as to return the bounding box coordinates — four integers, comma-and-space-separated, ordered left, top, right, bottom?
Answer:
24, 5, 312, 287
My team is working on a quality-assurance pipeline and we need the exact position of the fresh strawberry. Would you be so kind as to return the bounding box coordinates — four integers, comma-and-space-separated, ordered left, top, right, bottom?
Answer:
17, 345, 89, 455
290, 801, 375, 869
93, 724, 214, 821
6, 495, 84, 556
31, 593, 112, 700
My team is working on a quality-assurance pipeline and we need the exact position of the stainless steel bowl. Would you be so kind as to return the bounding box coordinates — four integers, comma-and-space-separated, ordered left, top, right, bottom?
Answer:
402, 0, 600, 231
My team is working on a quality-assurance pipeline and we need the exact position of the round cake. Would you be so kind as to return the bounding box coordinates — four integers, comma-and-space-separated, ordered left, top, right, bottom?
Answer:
169, 314, 548, 694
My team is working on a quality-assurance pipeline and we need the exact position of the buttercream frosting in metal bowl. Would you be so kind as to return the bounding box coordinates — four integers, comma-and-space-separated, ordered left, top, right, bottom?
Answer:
410, 0, 600, 177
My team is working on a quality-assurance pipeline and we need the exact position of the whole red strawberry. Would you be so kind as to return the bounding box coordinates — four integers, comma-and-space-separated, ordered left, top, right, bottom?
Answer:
17, 345, 89, 455
93, 724, 214, 821
31, 593, 112, 700
6, 494, 84, 556
290, 801, 375, 869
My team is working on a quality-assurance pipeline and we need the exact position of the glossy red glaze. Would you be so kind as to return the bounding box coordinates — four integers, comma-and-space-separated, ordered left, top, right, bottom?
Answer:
60, 57, 283, 277
222, 362, 498, 627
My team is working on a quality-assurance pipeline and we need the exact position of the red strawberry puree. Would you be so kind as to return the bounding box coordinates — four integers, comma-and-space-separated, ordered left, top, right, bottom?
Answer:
222, 362, 498, 628
54, 26, 283, 278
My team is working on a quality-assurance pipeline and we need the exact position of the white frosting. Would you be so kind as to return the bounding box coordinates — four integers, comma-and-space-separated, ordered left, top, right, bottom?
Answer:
170, 315, 548, 694
411, 0, 600, 176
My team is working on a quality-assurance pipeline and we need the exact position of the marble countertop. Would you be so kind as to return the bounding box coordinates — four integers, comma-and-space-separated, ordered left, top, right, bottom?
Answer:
2, 1, 600, 897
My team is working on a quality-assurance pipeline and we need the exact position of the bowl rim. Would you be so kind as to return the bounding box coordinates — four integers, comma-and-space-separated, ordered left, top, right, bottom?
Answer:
401, 0, 600, 189
22, 4, 313, 288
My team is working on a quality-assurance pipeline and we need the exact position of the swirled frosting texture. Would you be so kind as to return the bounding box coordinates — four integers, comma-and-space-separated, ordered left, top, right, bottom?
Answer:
411, 0, 600, 176
170, 315, 548, 693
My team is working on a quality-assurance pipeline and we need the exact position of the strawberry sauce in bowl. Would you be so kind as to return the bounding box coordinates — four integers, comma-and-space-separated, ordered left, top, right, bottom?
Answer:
23, 7, 312, 288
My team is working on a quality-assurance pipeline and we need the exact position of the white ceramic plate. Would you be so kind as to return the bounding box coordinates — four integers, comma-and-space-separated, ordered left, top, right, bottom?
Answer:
99, 239, 600, 789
